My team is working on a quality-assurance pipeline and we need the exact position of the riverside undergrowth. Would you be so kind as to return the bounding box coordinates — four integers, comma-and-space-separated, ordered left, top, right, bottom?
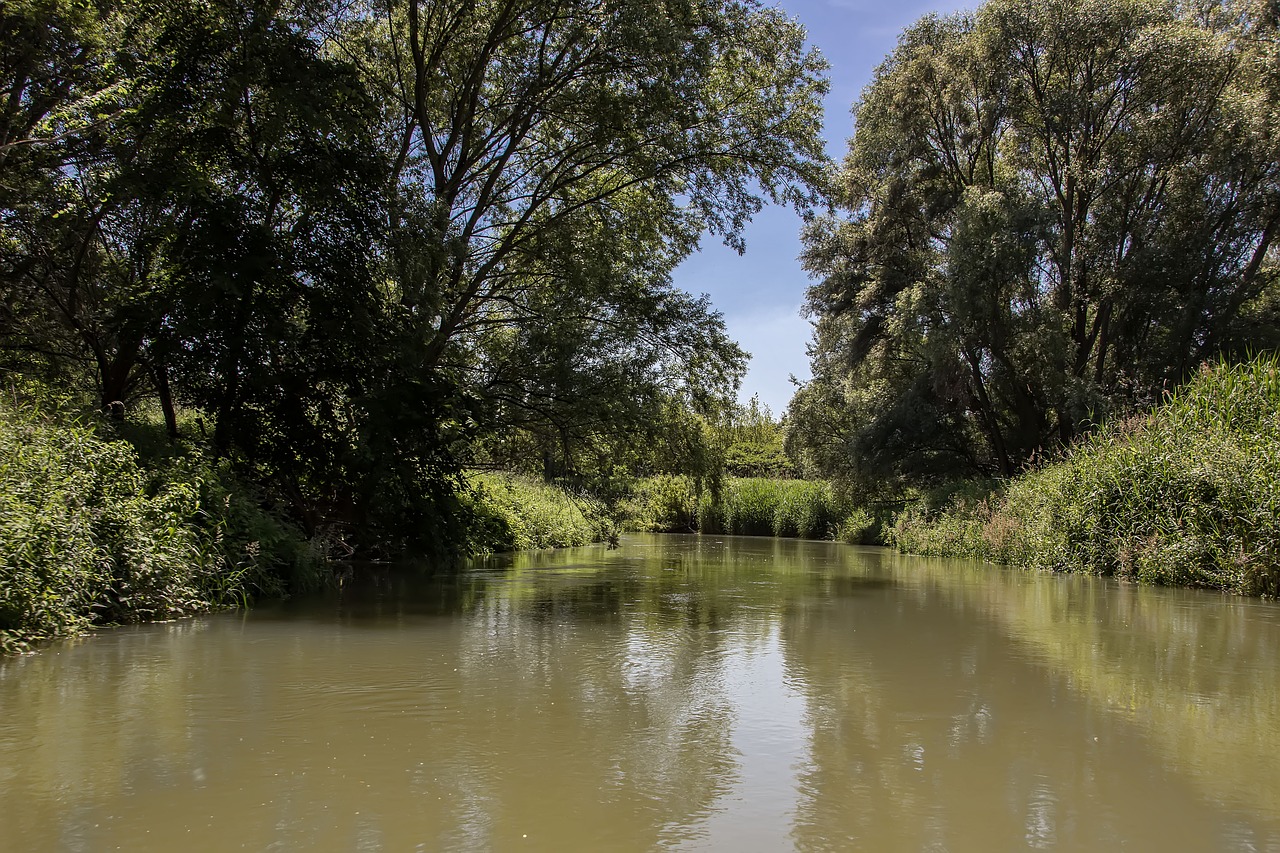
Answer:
617, 475, 882, 543
464, 472, 616, 553
892, 358, 1280, 596
0, 395, 322, 653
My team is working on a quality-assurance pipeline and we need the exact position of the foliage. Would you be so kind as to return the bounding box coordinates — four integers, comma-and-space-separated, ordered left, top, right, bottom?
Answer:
892, 357, 1280, 595
835, 507, 880, 546
719, 395, 795, 478
0, 391, 319, 653
618, 475, 870, 541
320, 0, 826, 544
793, 0, 1280, 494
464, 472, 614, 554
0, 0, 830, 555
614, 475, 702, 533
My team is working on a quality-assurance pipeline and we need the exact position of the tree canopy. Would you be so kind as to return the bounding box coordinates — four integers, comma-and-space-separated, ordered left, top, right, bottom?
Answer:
791, 0, 1280, 494
0, 0, 829, 551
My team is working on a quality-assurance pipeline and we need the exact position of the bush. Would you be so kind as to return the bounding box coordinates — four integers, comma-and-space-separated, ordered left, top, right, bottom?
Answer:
892, 357, 1280, 595
464, 472, 614, 553
837, 507, 881, 545
613, 475, 700, 532
0, 399, 319, 653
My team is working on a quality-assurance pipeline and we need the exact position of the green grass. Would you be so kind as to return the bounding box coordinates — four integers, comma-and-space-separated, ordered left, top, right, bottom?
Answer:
892, 357, 1280, 596
614, 474, 701, 533
464, 472, 615, 553
618, 475, 882, 543
0, 396, 321, 653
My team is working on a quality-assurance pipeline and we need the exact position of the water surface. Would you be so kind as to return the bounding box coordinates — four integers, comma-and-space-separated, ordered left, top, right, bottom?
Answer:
3, 535, 1279, 851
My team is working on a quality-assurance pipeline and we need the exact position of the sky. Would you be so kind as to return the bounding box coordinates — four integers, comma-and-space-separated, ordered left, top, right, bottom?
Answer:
670, 0, 973, 415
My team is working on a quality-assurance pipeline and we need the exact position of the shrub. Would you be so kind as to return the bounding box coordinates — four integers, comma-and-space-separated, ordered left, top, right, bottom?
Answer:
464, 472, 613, 553
613, 475, 699, 532
837, 507, 881, 545
892, 357, 1280, 595
0, 400, 318, 653
616, 475, 869, 541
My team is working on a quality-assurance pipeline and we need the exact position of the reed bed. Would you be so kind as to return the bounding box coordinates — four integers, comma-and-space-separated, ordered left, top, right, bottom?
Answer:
620, 476, 879, 543
0, 400, 318, 653
465, 472, 613, 552
893, 357, 1280, 595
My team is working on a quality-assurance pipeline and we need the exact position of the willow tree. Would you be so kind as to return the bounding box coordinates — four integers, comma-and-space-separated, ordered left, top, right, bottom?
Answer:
792, 0, 1280, 492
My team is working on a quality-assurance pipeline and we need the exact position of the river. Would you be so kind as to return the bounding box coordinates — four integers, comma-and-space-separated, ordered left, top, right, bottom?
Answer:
2, 534, 1279, 851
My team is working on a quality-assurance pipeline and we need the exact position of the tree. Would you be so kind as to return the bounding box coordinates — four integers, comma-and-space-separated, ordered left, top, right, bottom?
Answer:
2, 0, 830, 553
721, 394, 793, 478
321, 0, 829, 540
0, 0, 133, 398
794, 0, 1280, 493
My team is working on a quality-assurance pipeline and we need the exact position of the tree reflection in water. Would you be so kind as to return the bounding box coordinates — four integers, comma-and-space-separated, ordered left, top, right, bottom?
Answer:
1, 535, 1278, 851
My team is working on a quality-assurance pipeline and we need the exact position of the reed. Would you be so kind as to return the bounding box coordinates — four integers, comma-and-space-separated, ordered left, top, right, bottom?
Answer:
0, 397, 319, 653
893, 357, 1280, 595
465, 472, 614, 552
621, 476, 875, 541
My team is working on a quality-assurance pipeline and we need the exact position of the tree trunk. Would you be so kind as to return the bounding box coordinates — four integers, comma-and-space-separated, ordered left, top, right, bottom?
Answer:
154, 363, 179, 439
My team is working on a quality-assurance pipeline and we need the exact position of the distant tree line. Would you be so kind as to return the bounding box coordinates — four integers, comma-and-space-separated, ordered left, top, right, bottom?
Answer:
0, 0, 829, 551
789, 0, 1280, 496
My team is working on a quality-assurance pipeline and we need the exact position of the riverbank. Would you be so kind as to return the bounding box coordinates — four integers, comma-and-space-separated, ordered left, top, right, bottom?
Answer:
0, 399, 628, 651
464, 472, 616, 552
464, 473, 878, 549
616, 475, 880, 544
10, 357, 1275, 653
891, 358, 1280, 597
0, 395, 323, 653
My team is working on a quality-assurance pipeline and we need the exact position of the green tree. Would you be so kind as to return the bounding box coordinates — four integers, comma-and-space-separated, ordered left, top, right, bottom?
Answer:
0, 0, 135, 398
326, 0, 829, 541
2, 0, 830, 554
795, 0, 1280, 493
721, 394, 793, 478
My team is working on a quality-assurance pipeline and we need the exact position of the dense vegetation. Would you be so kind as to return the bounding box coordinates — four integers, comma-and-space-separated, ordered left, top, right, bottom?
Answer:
1, 0, 828, 556
6, 0, 1280, 653
618, 475, 879, 543
0, 0, 836, 646
892, 359, 1280, 596
465, 472, 613, 553
0, 390, 322, 652
777, 0, 1280, 593
790, 0, 1280, 497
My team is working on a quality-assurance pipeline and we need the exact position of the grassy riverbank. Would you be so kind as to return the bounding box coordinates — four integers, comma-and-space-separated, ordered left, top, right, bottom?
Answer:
617, 475, 881, 544
0, 396, 323, 653
463, 472, 884, 552
892, 359, 1280, 596
465, 472, 615, 553
0, 395, 635, 651
15, 355, 1273, 653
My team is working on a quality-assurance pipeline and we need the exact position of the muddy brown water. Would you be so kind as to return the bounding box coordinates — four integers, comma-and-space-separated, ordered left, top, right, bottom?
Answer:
2, 534, 1279, 851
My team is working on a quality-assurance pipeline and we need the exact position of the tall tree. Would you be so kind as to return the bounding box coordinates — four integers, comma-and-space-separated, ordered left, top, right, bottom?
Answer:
322, 0, 828, 539
794, 0, 1280, 493
3, 0, 830, 552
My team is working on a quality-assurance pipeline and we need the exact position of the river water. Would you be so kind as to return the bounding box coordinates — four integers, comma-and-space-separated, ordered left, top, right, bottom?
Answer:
2, 534, 1279, 851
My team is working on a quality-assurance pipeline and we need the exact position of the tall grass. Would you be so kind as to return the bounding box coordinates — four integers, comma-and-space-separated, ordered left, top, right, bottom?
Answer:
618, 476, 880, 542
0, 399, 321, 653
614, 475, 701, 532
893, 357, 1280, 595
465, 472, 615, 553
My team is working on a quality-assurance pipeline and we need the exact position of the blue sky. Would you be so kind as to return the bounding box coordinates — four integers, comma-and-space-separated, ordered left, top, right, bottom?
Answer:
671, 0, 973, 415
